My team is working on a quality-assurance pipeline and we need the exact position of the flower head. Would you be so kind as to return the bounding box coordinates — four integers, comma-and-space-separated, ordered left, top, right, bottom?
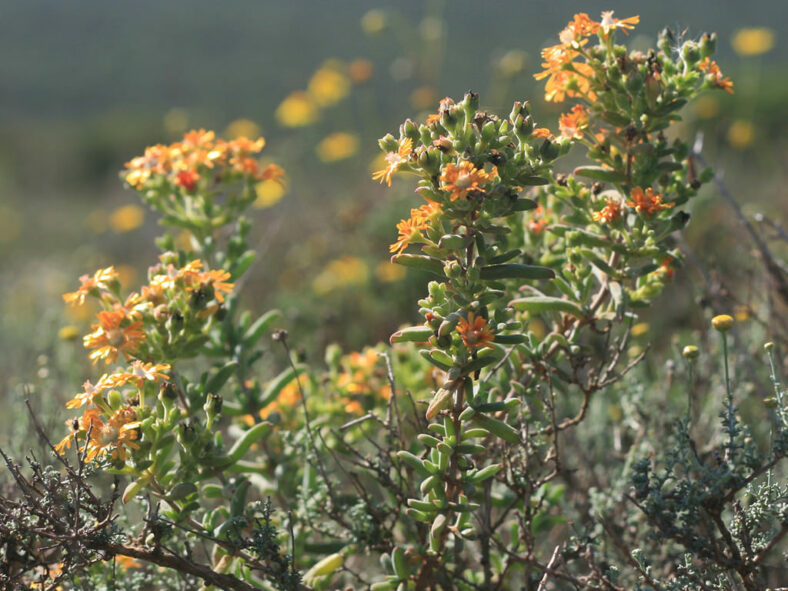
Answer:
626, 187, 675, 215
457, 312, 495, 350
63, 266, 118, 307
559, 104, 589, 139
83, 307, 145, 365
439, 160, 494, 201
373, 137, 413, 186
390, 202, 440, 254
699, 58, 734, 94
592, 197, 623, 223
598, 11, 639, 38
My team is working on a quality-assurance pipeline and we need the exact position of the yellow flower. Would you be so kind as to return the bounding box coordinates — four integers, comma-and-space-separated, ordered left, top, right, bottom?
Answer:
255, 179, 287, 208
712, 314, 734, 332
497, 50, 528, 77
312, 256, 369, 294
275, 92, 319, 127
308, 65, 350, 107
361, 9, 386, 36
59, 325, 80, 341
727, 120, 755, 149
225, 118, 261, 140
631, 322, 649, 337
375, 260, 406, 282
109, 204, 145, 233
316, 132, 359, 162
163, 108, 189, 136
732, 27, 775, 56
410, 86, 437, 110
694, 95, 720, 120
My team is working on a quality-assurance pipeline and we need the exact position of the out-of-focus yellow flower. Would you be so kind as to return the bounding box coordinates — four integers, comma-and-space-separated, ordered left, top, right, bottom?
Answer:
316, 132, 359, 162
712, 314, 734, 332
85, 209, 108, 234
410, 86, 437, 110
308, 65, 350, 107
0, 205, 22, 244
175, 230, 194, 251
631, 322, 649, 337
163, 108, 189, 136
312, 256, 369, 294
225, 118, 261, 140
734, 305, 751, 322
727, 120, 755, 149
109, 204, 145, 233
732, 27, 775, 56
375, 260, 406, 282
275, 92, 319, 127
498, 50, 528, 77
254, 179, 287, 208
115, 264, 138, 288
58, 325, 80, 341
694, 95, 719, 120
349, 59, 373, 83
361, 9, 386, 35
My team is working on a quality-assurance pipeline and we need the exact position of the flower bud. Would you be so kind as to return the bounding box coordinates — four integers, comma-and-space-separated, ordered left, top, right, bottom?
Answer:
682, 345, 700, 359
764, 342, 775, 352
401, 119, 419, 142
699, 32, 716, 58
711, 314, 733, 332
107, 389, 123, 410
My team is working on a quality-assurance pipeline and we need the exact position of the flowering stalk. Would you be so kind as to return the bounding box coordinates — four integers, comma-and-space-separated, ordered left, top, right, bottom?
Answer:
374, 11, 734, 587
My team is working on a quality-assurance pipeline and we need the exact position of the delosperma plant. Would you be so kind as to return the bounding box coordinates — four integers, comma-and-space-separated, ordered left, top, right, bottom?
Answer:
1, 11, 785, 591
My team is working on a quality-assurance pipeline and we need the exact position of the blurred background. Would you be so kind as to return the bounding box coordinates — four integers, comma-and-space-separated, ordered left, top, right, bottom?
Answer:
1, 0, 786, 441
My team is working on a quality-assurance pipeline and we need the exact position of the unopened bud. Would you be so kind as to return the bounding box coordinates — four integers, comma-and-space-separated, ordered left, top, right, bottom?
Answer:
711, 314, 734, 332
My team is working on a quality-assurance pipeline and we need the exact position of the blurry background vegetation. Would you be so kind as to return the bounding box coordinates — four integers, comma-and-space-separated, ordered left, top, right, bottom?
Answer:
1, 0, 786, 442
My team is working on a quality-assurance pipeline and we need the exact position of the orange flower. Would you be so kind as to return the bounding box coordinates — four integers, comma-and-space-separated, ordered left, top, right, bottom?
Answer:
598, 11, 639, 38
56, 407, 141, 463
626, 187, 675, 215
457, 312, 495, 350
528, 205, 552, 234
592, 197, 623, 223
198, 269, 234, 303
372, 137, 413, 186
174, 169, 200, 193
390, 202, 440, 254
123, 129, 275, 191
439, 160, 494, 201
558, 13, 599, 44
531, 128, 553, 139
55, 407, 103, 454
559, 104, 589, 139
115, 555, 142, 570
64, 407, 141, 463
66, 377, 111, 409
63, 266, 118, 306
699, 58, 734, 94
103, 361, 171, 390
657, 257, 675, 279
84, 307, 145, 364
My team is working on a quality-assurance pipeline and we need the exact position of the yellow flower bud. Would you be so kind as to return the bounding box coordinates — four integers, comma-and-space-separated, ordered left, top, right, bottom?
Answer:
682, 345, 700, 359
711, 314, 733, 332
